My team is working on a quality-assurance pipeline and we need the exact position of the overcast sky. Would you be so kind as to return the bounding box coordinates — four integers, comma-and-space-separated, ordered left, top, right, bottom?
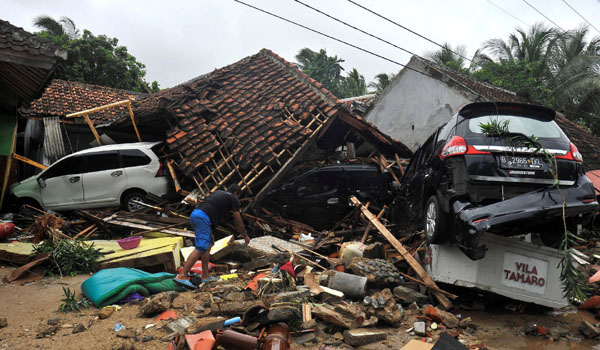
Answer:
5, 0, 600, 90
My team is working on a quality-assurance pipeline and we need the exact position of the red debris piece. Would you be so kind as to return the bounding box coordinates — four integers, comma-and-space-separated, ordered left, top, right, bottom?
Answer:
156, 310, 178, 321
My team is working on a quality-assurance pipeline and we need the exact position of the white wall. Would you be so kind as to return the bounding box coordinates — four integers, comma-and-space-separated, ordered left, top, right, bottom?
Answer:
367, 57, 473, 152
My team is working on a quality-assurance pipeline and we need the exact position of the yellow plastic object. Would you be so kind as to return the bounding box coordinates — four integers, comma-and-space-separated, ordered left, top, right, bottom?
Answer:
220, 273, 238, 281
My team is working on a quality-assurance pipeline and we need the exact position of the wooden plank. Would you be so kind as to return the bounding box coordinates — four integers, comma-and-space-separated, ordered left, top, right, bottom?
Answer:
83, 114, 102, 145
166, 160, 182, 193
12, 153, 47, 170
349, 196, 453, 310
65, 99, 132, 118
394, 153, 405, 177
126, 102, 142, 142
360, 205, 386, 244
0, 119, 18, 209
105, 219, 194, 238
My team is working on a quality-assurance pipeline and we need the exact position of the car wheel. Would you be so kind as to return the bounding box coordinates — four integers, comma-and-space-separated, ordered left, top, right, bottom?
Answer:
121, 191, 147, 212
424, 195, 449, 244
18, 198, 42, 216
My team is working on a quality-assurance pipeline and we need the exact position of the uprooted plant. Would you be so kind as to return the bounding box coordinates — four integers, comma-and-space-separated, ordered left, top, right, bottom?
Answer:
480, 119, 592, 301
59, 287, 89, 312
33, 239, 102, 277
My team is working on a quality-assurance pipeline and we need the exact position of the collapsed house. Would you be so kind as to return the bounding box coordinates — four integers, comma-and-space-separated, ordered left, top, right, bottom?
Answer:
119, 49, 412, 200
0, 20, 67, 209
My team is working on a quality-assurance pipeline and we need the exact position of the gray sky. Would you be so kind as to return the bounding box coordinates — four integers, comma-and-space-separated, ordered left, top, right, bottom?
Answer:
4, 0, 600, 89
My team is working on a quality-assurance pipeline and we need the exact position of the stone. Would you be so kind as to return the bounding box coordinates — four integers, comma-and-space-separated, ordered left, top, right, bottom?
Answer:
36, 325, 59, 338
142, 335, 153, 342
293, 332, 317, 344
301, 319, 317, 330
273, 290, 311, 303
343, 328, 387, 346
165, 316, 195, 335
362, 316, 378, 327
47, 317, 60, 326
99, 306, 116, 319
312, 305, 354, 329
0, 317, 6, 328
413, 321, 427, 336
116, 329, 136, 339
334, 303, 367, 326
139, 292, 171, 317
72, 324, 85, 334
579, 321, 600, 339
225, 292, 245, 302
213, 300, 264, 316
407, 302, 419, 311
393, 285, 429, 304
365, 289, 403, 326
268, 306, 300, 322
333, 332, 344, 340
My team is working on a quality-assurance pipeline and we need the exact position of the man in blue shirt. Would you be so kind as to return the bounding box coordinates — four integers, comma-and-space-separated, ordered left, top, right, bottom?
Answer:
175, 184, 250, 284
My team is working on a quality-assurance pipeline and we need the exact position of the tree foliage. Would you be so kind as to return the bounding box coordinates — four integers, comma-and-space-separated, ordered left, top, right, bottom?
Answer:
33, 15, 159, 92
368, 73, 395, 94
431, 22, 600, 135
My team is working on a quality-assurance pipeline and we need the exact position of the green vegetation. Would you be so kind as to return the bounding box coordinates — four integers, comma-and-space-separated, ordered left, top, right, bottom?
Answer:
33, 15, 159, 92
59, 287, 89, 312
33, 239, 102, 277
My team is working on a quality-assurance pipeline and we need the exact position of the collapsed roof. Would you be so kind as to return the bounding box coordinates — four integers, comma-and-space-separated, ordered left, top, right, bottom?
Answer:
129, 49, 411, 197
0, 20, 67, 114
19, 79, 147, 125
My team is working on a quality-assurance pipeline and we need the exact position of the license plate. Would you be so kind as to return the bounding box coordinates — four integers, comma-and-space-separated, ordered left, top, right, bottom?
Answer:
498, 155, 544, 170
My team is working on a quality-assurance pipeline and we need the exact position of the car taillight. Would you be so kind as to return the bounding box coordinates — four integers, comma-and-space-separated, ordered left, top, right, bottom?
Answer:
556, 143, 583, 163
155, 162, 166, 177
440, 136, 467, 159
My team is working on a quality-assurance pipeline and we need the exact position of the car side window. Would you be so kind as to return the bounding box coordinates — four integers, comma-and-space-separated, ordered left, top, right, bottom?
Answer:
297, 171, 340, 196
42, 155, 86, 179
120, 149, 151, 167
85, 151, 120, 173
346, 171, 387, 191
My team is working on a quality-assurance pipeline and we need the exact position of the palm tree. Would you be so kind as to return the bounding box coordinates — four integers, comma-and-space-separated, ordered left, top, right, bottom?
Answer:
482, 22, 560, 81
33, 15, 79, 39
548, 26, 600, 128
426, 42, 470, 72
340, 68, 367, 98
368, 73, 395, 94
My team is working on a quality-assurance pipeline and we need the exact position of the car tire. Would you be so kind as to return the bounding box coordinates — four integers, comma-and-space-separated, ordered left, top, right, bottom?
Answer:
424, 195, 449, 244
121, 191, 147, 212
18, 198, 42, 216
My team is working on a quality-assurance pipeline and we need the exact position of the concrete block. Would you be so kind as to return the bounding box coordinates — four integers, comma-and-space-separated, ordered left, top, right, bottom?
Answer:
343, 328, 387, 346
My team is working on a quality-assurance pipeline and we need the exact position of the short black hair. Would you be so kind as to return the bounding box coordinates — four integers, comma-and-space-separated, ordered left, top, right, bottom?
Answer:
227, 184, 242, 195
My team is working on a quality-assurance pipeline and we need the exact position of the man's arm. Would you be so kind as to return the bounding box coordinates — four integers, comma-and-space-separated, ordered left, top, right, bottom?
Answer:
232, 211, 249, 245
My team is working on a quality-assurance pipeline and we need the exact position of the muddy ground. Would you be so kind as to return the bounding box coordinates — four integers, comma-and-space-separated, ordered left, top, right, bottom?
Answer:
1, 265, 599, 350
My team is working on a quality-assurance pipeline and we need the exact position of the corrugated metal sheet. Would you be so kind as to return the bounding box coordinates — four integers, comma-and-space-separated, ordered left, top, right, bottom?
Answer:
43, 117, 65, 164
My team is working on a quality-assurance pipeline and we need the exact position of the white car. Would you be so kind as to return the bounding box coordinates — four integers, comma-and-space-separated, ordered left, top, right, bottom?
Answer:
11, 142, 170, 212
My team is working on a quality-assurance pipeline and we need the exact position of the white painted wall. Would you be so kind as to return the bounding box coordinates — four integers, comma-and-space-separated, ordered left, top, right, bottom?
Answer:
367, 57, 474, 152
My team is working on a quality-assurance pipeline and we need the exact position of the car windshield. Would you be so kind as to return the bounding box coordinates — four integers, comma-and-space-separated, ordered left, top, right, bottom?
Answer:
467, 115, 562, 139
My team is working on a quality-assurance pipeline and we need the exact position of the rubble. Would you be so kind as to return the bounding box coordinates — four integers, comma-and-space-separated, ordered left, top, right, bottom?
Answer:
343, 328, 387, 346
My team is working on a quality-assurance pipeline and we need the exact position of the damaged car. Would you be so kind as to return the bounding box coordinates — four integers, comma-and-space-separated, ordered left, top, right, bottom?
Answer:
10, 142, 169, 212
401, 102, 598, 260
264, 163, 399, 229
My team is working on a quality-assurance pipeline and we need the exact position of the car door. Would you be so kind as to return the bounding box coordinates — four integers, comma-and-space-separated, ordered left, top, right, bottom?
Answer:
39, 155, 86, 209
292, 169, 346, 227
403, 132, 437, 217
82, 151, 126, 205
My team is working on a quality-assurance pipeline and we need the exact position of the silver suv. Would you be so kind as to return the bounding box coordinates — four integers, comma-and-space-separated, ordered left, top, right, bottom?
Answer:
11, 142, 169, 212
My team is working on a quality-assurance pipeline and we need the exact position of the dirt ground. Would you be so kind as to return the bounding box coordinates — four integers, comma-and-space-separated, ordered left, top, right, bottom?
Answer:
0, 264, 599, 350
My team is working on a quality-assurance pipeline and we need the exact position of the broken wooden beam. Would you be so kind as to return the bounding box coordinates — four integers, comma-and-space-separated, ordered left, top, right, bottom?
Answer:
12, 153, 47, 170
349, 196, 453, 310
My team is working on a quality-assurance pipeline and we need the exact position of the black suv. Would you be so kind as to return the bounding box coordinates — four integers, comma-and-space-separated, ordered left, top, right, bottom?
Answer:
264, 164, 398, 229
402, 102, 598, 260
